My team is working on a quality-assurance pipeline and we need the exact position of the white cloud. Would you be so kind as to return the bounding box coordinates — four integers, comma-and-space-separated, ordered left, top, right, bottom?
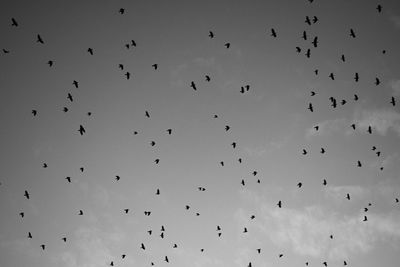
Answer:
354, 109, 400, 136
237, 190, 400, 261
306, 118, 348, 138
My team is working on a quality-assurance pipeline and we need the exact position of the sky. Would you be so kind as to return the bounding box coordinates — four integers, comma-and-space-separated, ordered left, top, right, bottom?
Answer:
1, 0, 400, 266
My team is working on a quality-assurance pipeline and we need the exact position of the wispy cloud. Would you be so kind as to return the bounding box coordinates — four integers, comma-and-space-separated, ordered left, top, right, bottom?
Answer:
306, 118, 349, 138
237, 190, 400, 261
390, 79, 400, 96
354, 109, 400, 136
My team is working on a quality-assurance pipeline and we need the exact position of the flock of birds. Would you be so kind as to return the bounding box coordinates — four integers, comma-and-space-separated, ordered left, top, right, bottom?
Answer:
1, 1, 399, 267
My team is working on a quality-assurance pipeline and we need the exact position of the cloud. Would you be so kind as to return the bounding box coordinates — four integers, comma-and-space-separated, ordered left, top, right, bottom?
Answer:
354, 109, 400, 136
390, 80, 400, 96
306, 118, 348, 138
324, 185, 369, 203
237, 190, 400, 261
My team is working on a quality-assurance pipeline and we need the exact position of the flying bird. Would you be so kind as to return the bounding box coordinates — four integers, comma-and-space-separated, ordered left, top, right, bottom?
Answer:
87, 48, 93, 55
145, 111, 150, 118
190, 81, 197, 90
119, 8, 125, 14
271, 28, 277, 38
78, 125, 86, 135
79, 210, 83, 215
37, 34, 44, 44
125, 72, 130, 79
354, 72, 359, 82
47, 60, 53, 67
2, 48, 10, 54
277, 200, 282, 208
224, 42, 230, 48
308, 103, 313, 112
67, 93, 73, 102
24, 190, 30, 199
209, 31, 214, 38
167, 129, 172, 135
390, 97, 396, 106
11, 18, 18, 27
65, 177, 71, 183
73, 80, 78, 88
205, 75, 210, 82
350, 29, 356, 38
32, 110, 37, 116
152, 64, 158, 70
376, 4, 382, 13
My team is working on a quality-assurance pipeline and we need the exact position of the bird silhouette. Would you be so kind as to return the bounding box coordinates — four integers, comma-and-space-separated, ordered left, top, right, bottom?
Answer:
152, 64, 158, 70
119, 8, 125, 14
297, 182, 302, 188
320, 148, 326, 154
209, 31, 214, 38
79, 210, 83, 215
190, 81, 197, 90
277, 200, 282, 208
271, 28, 277, 38
363, 215, 368, 221
28, 232, 32, 238
302, 31, 307, 40
302, 149, 308, 155
62, 237, 67, 242
375, 77, 380, 85
67, 93, 73, 102
312, 36, 318, 47
350, 29, 356, 38
323, 179, 327, 186
115, 175, 121, 181
72, 80, 78, 88
47, 60, 54, 67
346, 193, 350, 200
357, 161, 362, 167
65, 177, 71, 183
165, 256, 169, 263
41, 244, 45, 250
308, 103, 313, 112
87, 48, 93, 55
354, 72, 359, 82
78, 125, 86, 135
145, 111, 150, 118
131, 40, 136, 46
296, 47, 301, 53
390, 97, 396, 106
225, 125, 230, 131
2, 48, 10, 54
24, 190, 30, 199
205, 75, 211, 82
305, 49, 311, 58
11, 18, 18, 27
118, 64, 124, 70
19, 212, 24, 218
376, 4, 382, 13
32, 110, 37, 116
305, 16, 311, 25
125, 72, 130, 79
329, 73, 335, 80
124, 209, 129, 214
354, 94, 359, 101
37, 34, 44, 44
312, 16, 319, 23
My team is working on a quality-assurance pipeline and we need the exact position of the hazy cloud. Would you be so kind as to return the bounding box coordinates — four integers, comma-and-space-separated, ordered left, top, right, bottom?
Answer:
354, 109, 400, 136
306, 118, 348, 138
390, 80, 400, 96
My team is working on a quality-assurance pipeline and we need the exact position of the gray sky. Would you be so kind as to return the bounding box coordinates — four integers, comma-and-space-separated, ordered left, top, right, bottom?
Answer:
1, 0, 400, 266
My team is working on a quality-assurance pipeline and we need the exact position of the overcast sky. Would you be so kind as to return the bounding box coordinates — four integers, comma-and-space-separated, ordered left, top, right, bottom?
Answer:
1, 0, 400, 267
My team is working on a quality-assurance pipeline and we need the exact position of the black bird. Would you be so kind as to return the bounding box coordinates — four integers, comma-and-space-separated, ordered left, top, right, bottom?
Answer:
390, 97, 396, 106
297, 182, 302, 188
308, 103, 313, 112
312, 36, 318, 47
314, 125, 319, 131
376, 151, 381, 157
277, 200, 282, 208
150, 141, 156, 146
209, 31, 214, 38
305, 49, 311, 58
152, 64, 158, 70
32, 110, 37, 116
80, 167, 84, 172
341, 99, 347, 105
154, 159, 160, 164
87, 48, 93, 55
354, 72, 359, 82
323, 179, 327, 186
329, 73, 335, 80
367, 126, 372, 134
156, 189, 160, 195
2, 48, 10, 54
115, 175, 121, 181
205, 75, 210, 82
351, 123, 356, 130
190, 81, 197, 90
312, 16, 319, 24
302, 149, 308, 155
372, 146, 377, 151
131, 40, 136, 47
240, 86, 245, 94
79, 210, 83, 215
28, 232, 32, 239
24, 190, 30, 199
37, 34, 44, 44
41, 244, 45, 250
354, 94, 359, 101
376, 4, 382, 13
67, 93, 73, 102
320, 148, 326, 154
296, 47, 301, 53
231, 142, 237, 149
62, 237, 67, 242
145, 110, 150, 118
323, 262, 327, 267
118, 64, 124, 70
257, 248, 261, 254
220, 161, 224, 166
357, 161, 362, 167
350, 29, 356, 38
344, 260, 348, 266
125, 72, 130, 79
124, 209, 129, 214
65, 177, 71, 183
224, 42, 230, 48
20, 212, 24, 218
271, 28, 277, 38
375, 77, 380, 85
341, 54, 345, 62
243, 227, 248, 233
43, 163, 48, 168
167, 129, 172, 135
241, 179, 245, 186
73, 80, 78, 88
305, 16, 311, 25
225, 125, 230, 131
119, 8, 125, 14
165, 256, 169, 263
302, 31, 307, 40
311, 91, 316, 96
78, 125, 86, 135
314, 69, 319, 75
363, 215, 368, 221
11, 18, 18, 27
141, 243, 146, 250
122, 254, 126, 259
47, 60, 53, 67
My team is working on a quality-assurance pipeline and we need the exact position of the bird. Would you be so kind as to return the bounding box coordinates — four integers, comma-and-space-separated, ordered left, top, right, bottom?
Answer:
231, 142, 237, 148
308, 103, 313, 112
346, 193, 351, 200
312, 16, 319, 24
323, 262, 327, 267
250, 215, 256, 219
156, 189, 160, 195
43, 163, 48, 168
141, 243, 146, 250
220, 161, 224, 166
37, 34, 44, 44
241, 179, 245, 186
190, 81, 197, 90
341, 54, 345, 62
79, 210, 83, 215
390, 97, 396, 106
150, 141, 156, 146
65, 177, 71, 183
357, 161, 362, 167
62, 237, 67, 242
368, 126, 372, 134
67, 93, 73, 102
124, 209, 129, 214
271, 28, 277, 38
32, 110, 37, 116
302, 149, 308, 155
119, 8, 125, 14
110, 261, 114, 266
72, 80, 78, 88
80, 167, 84, 172
11, 18, 18, 27
351, 124, 356, 130
167, 128, 172, 134
375, 77, 380, 85
323, 179, 327, 186
24, 190, 30, 199
209, 31, 214, 38
363, 215, 368, 221
243, 227, 248, 233
165, 256, 169, 263
225, 125, 230, 131
118, 64, 124, 70
257, 248, 261, 254
2, 48, 10, 54
354, 72, 359, 82
354, 94, 359, 101
305, 16, 311, 25
376, 4, 382, 13
277, 200, 282, 208
131, 40, 136, 47
296, 46, 301, 53
329, 73, 335, 80
125, 72, 130, 79
87, 48, 93, 55
115, 175, 121, 181
145, 110, 150, 118
302, 31, 307, 40
305, 49, 311, 58
320, 147, 326, 154
279, 254, 283, 258
224, 42, 230, 48
41, 244, 45, 250
28, 232, 32, 239
314, 125, 319, 131
47, 60, 54, 67
311, 91, 316, 96
154, 159, 160, 164
19, 212, 24, 218
205, 75, 210, 82
78, 125, 86, 135
312, 36, 318, 47
350, 29, 356, 38
152, 64, 158, 70
297, 182, 302, 188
